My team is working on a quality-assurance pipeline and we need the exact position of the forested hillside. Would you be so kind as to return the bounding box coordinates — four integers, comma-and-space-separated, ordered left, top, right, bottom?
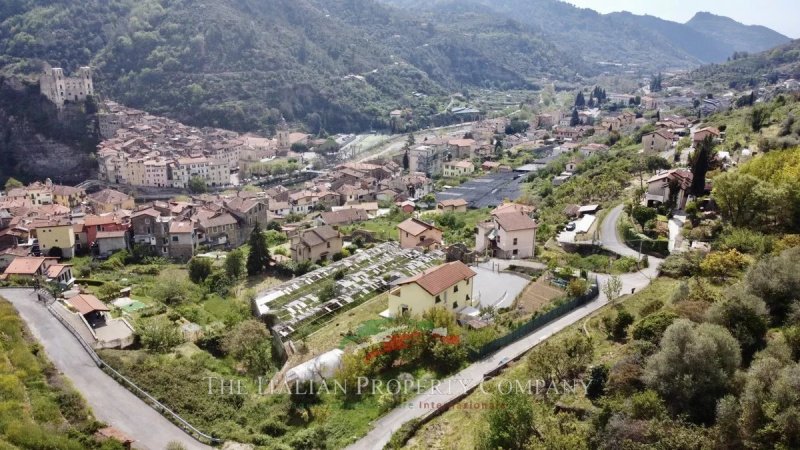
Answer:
688, 39, 800, 89
0, 0, 583, 134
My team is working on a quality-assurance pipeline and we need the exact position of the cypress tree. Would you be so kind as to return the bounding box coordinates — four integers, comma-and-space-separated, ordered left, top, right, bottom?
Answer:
570, 108, 580, 126
246, 222, 271, 275
690, 135, 714, 196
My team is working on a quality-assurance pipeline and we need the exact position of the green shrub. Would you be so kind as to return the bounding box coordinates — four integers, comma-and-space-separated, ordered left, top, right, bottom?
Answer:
659, 251, 704, 278
611, 308, 635, 342
386, 419, 422, 449
137, 317, 184, 353
639, 299, 664, 317
612, 256, 639, 273
130, 265, 161, 275
317, 280, 339, 302
714, 227, 774, 255
632, 311, 679, 343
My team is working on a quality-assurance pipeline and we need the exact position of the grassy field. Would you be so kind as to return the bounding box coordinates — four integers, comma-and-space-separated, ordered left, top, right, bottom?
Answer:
0, 297, 123, 449
340, 212, 411, 241
302, 292, 391, 354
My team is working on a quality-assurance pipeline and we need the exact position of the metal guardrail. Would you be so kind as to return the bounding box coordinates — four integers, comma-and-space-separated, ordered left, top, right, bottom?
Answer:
34, 289, 223, 446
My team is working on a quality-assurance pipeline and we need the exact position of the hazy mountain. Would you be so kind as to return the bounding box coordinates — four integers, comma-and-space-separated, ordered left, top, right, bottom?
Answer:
686, 12, 791, 57
383, 0, 791, 66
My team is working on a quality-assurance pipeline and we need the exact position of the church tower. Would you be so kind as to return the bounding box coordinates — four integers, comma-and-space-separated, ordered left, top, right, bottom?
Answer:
277, 116, 290, 150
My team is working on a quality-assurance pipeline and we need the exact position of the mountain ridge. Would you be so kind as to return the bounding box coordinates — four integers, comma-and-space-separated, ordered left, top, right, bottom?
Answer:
383, 0, 791, 66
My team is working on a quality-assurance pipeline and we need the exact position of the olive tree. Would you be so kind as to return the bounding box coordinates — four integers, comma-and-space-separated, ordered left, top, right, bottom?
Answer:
643, 319, 741, 424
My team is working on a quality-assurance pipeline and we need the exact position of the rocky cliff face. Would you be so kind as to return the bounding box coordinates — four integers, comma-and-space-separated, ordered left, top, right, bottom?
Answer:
0, 77, 99, 185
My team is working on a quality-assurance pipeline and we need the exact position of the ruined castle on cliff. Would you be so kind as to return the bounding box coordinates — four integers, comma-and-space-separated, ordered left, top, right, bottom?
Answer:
39, 66, 94, 109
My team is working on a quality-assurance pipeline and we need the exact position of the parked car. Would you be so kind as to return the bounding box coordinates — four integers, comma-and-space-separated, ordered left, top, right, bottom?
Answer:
565, 222, 576, 231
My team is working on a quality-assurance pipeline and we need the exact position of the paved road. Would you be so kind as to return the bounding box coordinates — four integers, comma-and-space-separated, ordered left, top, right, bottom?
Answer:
0, 288, 211, 450
347, 212, 662, 450
600, 204, 639, 258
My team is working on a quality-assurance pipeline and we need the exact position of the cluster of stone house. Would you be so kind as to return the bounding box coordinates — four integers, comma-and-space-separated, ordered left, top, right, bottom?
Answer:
405, 120, 508, 177
95, 102, 312, 189
0, 182, 142, 276
129, 193, 270, 261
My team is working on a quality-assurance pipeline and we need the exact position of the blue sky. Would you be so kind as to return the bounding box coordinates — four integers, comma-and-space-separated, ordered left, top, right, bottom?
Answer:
566, 0, 800, 38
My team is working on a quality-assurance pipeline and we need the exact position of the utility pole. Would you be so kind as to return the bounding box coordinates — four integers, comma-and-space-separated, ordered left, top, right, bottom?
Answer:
638, 240, 643, 270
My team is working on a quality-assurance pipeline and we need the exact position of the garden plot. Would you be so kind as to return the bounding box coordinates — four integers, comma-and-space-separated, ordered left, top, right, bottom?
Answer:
253, 242, 443, 338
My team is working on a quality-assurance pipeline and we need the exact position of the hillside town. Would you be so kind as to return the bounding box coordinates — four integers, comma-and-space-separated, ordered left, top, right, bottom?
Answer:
2, 26, 800, 449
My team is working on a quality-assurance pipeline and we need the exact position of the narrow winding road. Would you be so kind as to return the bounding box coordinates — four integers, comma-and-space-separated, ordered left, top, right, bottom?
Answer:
0, 288, 211, 450
346, 206, 662, 450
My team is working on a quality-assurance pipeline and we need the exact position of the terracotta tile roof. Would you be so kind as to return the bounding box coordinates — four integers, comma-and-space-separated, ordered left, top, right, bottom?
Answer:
493, 211, 537, 231
397, 218, 439, 236
226, 197, 262, 213
695, 126, 720, 136
446, 160, 474, 169
169, 221, 193, 234
438, 199, 467, 208
45, 264, 70, 278
84, 215, 119, 226
0, 246, 30, 257
344, 202, 378, 211
321, 208, 369, 225
66, 294, 109, 314
648, 129, 675, 140
131, 208, 160, 218
492, 202, 535, 216
200, 213, 238, 229
398, 261, 476, 296
269, 201, 290, 211
31, 218, 72, 228
297, 225, 340, 247
447, 138, 476, 147
51, 185, 84, 197
3, 256, 49, 275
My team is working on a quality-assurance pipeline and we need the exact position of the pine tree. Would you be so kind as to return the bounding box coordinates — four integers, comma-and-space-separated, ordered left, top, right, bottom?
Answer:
246, 222, 271, 276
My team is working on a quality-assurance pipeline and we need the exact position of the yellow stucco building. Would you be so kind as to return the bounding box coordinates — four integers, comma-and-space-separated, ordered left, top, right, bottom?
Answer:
34, 219, 76, 258
388, 261, 477, 318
